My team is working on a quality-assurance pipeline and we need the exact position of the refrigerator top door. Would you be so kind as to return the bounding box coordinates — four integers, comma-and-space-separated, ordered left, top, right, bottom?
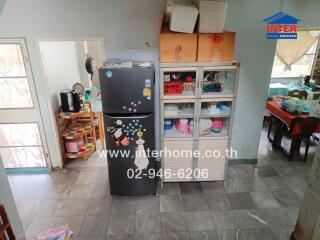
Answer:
99, 67, 154, 114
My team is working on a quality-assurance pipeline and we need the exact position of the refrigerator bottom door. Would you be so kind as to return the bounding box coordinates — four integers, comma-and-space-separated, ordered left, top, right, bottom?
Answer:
104, 113, 156, 196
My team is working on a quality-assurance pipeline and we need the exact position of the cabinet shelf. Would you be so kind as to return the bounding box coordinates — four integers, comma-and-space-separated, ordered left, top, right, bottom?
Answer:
164, 114, 194, 119
164, 127, 193, 139
199, 128, 229, 139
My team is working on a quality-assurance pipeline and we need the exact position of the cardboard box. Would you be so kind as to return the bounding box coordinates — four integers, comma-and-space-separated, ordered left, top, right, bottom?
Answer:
160, 24, 197, 63
197, 32, 235, 62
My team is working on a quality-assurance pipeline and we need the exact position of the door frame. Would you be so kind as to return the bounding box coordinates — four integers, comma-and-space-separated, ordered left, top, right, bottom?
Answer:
0, 38, 51, 172
36, 37, 105, 167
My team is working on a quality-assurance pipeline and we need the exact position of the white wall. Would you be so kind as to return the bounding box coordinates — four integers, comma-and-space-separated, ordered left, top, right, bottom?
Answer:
225, 0, 282, 159
39, 41, 81, 110
0, 157, 24, 239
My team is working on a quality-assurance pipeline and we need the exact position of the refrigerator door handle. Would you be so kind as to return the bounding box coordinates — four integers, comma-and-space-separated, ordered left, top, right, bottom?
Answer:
104, 114, 152, 119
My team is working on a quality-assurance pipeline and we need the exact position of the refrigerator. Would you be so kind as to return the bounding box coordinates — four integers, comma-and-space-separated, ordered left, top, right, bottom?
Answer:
99, 67, 156, 196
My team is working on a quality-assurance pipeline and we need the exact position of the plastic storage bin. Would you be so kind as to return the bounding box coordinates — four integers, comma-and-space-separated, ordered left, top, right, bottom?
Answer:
198, 0, 227, 33
170, 2, 199, 33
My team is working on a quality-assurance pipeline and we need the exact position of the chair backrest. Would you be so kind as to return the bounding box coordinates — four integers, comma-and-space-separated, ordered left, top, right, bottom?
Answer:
0, 204, 16, 240
288, 89, 308, 100
290, 117, 320, 137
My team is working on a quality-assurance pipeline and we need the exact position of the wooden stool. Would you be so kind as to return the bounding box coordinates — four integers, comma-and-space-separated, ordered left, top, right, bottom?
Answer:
0, 204, 16, 240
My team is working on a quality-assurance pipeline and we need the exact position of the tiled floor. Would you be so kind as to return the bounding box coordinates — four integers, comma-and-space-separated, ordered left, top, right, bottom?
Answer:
8, 128, 317, 240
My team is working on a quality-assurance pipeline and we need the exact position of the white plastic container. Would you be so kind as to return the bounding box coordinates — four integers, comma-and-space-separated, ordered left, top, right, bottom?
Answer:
170, 2, 199, 33
198, 0, 227, 33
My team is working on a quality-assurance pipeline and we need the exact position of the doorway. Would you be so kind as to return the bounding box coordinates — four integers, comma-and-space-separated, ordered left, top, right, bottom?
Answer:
38, 39, 105, 167
0, 39, 50, 172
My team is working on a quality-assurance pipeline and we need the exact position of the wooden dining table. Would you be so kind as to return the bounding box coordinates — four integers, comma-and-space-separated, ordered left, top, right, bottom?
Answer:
266, 101, 320, 158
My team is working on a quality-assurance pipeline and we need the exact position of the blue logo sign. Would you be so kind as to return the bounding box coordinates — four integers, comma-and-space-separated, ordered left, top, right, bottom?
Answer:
263, 12, 301, 39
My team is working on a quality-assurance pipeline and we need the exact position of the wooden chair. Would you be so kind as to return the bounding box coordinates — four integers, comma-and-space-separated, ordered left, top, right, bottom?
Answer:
288, 89, 308, 100
279, 117, 320, 161
0, 204, 16, 240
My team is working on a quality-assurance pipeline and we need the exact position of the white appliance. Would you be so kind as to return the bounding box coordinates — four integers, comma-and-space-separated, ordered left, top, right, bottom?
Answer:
197, 0, 227, 33
169, 1, 199, 33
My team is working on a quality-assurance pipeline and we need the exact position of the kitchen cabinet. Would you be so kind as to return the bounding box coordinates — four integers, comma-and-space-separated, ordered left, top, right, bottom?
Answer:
160, 61, 239, 182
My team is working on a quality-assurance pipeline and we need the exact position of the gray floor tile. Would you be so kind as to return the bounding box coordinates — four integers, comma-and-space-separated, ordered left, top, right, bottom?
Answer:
271, 189, 302, 207
86, 197, 112, 215
79, 215, 109, 237
185, 211, 215, 232
227, 193, 257, 210
78, 236, 106, 240
271, 226, 295, 240
253, 165, 279, 178
91, 182, 110, 198
106, 234, 134, 240
204, 193, 232, 210
26, 216, 84, 238
180, 182, 203, 195
135, 213, 161, 234
161, 212, 188, 232
250, 191, 281, 208
111, 197, 136, 214
54, 216, 84, 237
157, 183, 181, 196
107, 214, 135, 235
160, 195, 183, 212
25, 217, 59, 238
240, 228, 278, 240
211, 210, 238, 230
20, 217, 33, 231
261, 177, 290, 191
162, 232, 191, 240
235, 209, 269, 229
17, 200, 41, 218
224, 178, 266, 193
51, 183, 95, 199
227, 165, 254, 179
274, 165, 297, 177
37, 199, 89, 217
182, 193, 209, 212
190, 230, 219, 240
200, 181, 226, 194
75, 172, 98, 185
135, 233, 161, 240
216, 228, 244, 240
136, 197, 160, 214
284, 207, 300, 225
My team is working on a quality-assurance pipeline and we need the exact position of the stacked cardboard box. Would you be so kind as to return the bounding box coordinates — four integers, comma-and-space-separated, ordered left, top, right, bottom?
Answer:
159, 0, 236, 63
159, 18, 235, 62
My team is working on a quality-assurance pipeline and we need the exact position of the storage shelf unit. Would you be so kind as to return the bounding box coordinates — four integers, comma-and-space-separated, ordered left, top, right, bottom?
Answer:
160, 61, 240, 182
55, 110, 97, 166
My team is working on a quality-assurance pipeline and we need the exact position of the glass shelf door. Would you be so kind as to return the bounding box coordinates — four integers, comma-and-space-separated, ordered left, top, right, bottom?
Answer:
201, 67, 237, 97
198, 99, 233, 139
162, 68, 197, 99
163, 101, 195, 139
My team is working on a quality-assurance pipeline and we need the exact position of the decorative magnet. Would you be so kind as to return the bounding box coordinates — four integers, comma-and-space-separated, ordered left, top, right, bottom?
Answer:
143, 88, 151, 97
106, 71, 112, 78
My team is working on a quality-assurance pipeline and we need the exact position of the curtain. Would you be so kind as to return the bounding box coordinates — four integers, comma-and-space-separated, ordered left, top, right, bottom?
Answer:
276, 31, 319, 71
